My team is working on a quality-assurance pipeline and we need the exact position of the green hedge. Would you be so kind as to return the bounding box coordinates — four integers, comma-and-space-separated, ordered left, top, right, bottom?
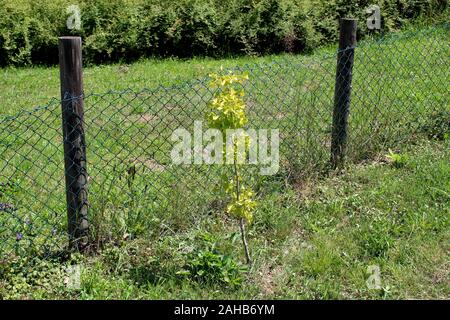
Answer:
0, 0, 447, 66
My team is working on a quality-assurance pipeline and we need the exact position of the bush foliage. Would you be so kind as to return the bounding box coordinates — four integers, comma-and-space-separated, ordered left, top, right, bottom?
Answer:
0, 0, 447, 66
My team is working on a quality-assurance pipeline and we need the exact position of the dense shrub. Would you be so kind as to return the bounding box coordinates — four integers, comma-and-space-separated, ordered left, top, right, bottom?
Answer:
0, 0, 447, 66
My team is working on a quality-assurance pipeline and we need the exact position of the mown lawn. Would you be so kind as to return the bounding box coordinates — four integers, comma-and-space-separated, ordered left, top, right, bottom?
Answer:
0, 53, 297, 115
0, 139, 448, 299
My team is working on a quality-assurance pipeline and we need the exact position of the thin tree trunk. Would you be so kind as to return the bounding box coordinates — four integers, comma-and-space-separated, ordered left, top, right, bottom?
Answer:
239, 218, 252, 266
234, 157, 251, 266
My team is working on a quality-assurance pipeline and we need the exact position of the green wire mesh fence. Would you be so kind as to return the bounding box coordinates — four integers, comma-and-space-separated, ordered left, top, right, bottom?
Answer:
0, 24, 448, 259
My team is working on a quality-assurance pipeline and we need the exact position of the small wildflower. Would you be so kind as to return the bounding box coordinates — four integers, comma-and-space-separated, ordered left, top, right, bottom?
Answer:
0, 203, 14, 211
16, 232, 23, 241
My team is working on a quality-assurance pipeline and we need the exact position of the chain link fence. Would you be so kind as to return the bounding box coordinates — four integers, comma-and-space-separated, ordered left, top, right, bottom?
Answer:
0, 23, 448, 259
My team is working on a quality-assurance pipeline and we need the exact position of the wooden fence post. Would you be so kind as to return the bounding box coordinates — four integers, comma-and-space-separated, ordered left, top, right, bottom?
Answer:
331, 18, 357, 169
58, 36, 89, 251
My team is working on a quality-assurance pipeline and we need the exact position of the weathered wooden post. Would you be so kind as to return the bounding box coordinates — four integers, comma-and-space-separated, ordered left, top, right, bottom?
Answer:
58, 36, 89, 251
331, 18, 357, 169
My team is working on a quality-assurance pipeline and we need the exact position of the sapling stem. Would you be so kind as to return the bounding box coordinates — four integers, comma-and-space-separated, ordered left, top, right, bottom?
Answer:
239, 218, 251, 266
234, 156, 251, 266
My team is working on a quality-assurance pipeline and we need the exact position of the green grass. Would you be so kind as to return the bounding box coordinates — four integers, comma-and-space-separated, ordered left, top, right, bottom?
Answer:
0, 54, 298, 115
1, 139, 448, 299
0, 24, 449, 299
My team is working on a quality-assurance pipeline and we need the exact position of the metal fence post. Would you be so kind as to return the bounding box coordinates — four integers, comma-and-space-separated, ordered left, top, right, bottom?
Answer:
331, 18, 357, 169
58, 36, 89, 251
